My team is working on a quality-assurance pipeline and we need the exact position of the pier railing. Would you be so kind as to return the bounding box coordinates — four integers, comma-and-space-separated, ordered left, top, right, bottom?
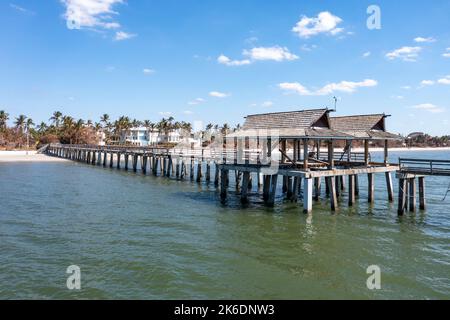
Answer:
399, 158, 450, 176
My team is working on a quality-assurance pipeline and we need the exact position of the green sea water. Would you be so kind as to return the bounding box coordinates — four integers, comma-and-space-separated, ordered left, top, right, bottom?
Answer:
0, 150, 449, 299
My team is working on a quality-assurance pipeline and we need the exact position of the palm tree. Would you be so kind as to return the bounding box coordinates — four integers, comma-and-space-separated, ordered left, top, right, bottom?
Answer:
221, 123, 230, 136
50, 111, 63, 128
100, 114, 110, 126
14, 115, 27, 134
0, 110, 9, 130
36, 122, 48, 134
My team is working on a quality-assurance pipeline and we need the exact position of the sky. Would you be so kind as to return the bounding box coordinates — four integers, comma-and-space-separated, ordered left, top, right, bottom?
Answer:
1, 0, 449, 135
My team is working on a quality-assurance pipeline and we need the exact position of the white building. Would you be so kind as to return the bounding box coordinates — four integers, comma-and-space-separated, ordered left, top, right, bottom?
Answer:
120, 127, 200, 146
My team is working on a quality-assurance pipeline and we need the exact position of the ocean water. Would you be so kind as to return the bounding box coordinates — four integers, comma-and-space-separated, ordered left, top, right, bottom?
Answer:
0, 150, 449, 299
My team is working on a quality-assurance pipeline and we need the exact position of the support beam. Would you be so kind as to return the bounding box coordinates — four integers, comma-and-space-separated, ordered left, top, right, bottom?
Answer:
313, 177, 321, 201
348, 175, 355, 206
263, 175, 271, 201
267, 174, 278, 207
241, 172, 250, 204
328, 177, 338, 211
303, 178, 313, 213
385, 172, 394, 202
418, 177, 426, 210
220, 169, 228, 201
364, 140, 370, 166
397, 178, 407, 215
409, 178, 416, 212
303, 138, 309, 170
368, 173, 374, 203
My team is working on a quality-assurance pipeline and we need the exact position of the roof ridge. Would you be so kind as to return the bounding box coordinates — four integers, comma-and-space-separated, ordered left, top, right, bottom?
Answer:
245, 108, 328, 118
331, 114, 385, 118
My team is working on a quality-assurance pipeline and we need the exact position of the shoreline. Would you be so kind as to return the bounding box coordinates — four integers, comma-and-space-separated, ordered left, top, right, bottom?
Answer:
0, 151, 69, 163
0, 147, 448, 163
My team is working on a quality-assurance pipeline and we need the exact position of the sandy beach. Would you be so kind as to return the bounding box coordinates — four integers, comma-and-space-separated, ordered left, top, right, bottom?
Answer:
0, 151, 69, 163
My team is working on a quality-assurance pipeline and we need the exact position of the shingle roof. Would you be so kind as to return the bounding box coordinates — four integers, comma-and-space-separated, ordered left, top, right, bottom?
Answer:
242, 108, 329, 130
330, 115, 401, 140
330, 114, 385, 131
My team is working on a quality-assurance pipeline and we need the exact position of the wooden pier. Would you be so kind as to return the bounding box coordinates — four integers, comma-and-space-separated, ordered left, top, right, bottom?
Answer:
396, 158, 450, 215
46, 108, 421, 215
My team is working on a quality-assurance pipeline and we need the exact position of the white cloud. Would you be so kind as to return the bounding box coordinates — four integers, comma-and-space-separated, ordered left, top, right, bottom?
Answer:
105, 66, 115, 72
218, 46, 298, 67
143, 68, 155, 75
115, 31, 136, 41
217, 55, 251, 66
183, 110, 194, 115
188, 98, 205, 105
443, 48, 450, 58
401, 86, 412, 90
158, 111, 173, 116
62, 0, 123, 29
418, 75, 450, 86
300, 44, 317, 52
292, 11, 344, 38
420, 80, 435, 86
209, 91, 229, 98
437, 76, 450, 85
391, 95, 404, 100
279, 79, 377, 96
10, 3, 35, 15
414, 37, 436, 43
411, 103, 445, 113
243, 46, 299, 62
386, 46, 422, 62
363, 51, 371, 58
261, 101, 274, 107
62, 0, 135, 40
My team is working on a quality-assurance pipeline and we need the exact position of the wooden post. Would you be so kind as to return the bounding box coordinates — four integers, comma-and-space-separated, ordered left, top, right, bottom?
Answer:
132, 155, 138, 172
109, 153, 114, 168
348, 175, 355, 206
364, 140, 370, 166
355, 175, 360, 197
328, 177, 338, 211
419, 177, 426, 210
385, 172, 394, 202
313, 177, 321, 201
103, 152, 107, 166
267, 174, 278, 207
368, 173, 374, 203
409, 178, 416, 212
286, 176, 293, 198
241, 172, 250, 203
303, 138, 309, 170
214, 163, 219, 187
328, 140, 334, 169
167, 156, 172, 177
153, 157, 159, 175
190, 157, 194, 180
125, 154, 129, 170
206, 161, 211, 182
397, 178, 407, 215
220, 169, 228, 200
196, 160, 202, 182
384, 139, 389, 165
303, 178, 313, 213
263, 175, 271, 201
142, 156, 148, 174
335, 176, 340, 198
116, 153, 121, 169
235, 171, 242, 190
325, 177, 330, 197
291, 177, 300, 202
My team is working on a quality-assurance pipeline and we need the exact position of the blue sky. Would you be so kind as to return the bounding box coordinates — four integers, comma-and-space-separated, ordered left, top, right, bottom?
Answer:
1, 0, 449, 135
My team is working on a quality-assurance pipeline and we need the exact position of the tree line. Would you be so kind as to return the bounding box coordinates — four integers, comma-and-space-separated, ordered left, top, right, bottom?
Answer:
0, 110, 237, 150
